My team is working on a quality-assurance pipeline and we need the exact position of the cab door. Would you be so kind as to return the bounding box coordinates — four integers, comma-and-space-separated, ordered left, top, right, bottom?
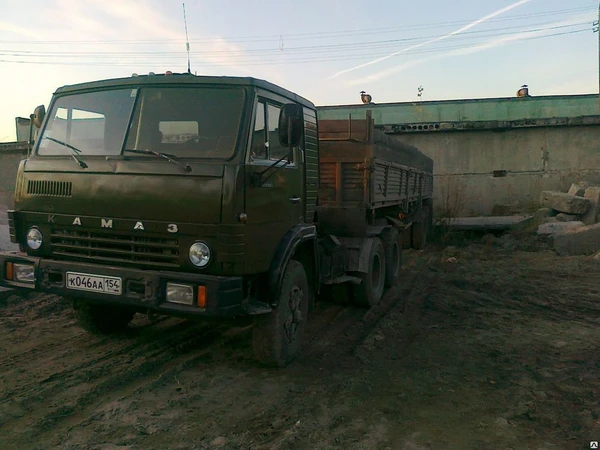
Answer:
244, 98, 304, 273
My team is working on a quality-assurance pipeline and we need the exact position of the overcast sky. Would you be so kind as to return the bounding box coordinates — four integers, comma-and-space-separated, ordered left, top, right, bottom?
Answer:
0, 0, 598, 141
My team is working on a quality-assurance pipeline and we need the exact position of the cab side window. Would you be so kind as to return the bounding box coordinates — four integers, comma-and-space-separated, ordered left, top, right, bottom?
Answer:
251, 100, 293, 164
268, 104, 288, 162
251, 102, 267, 160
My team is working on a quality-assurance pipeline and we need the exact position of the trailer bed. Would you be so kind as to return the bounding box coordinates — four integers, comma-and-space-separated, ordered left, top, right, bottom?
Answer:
318, 112, 433, 210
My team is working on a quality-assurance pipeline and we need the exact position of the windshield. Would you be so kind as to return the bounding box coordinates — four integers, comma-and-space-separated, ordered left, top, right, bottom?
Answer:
37, 89, 136, 157
37, 86, 246, 159
124, 87, 245, 159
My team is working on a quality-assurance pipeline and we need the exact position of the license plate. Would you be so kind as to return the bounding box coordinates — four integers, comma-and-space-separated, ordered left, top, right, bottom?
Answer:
66, 272, 122, 295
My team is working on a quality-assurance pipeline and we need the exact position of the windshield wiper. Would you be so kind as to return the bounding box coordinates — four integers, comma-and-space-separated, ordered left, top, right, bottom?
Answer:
44, 137, 88, 169
122, 149, 192, 172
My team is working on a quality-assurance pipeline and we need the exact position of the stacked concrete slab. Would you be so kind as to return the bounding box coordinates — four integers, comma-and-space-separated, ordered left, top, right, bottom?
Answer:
536, 183, 600, 256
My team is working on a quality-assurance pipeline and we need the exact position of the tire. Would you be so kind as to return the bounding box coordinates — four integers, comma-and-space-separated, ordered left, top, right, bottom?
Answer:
73, 301, 135, 334
252, 260, 309, 367
412, 201, 432, 250
350, 237, 386, 307
381, 228, 402, 288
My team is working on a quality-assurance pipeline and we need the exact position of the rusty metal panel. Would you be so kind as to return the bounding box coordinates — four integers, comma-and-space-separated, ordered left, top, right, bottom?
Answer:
318, 111, 433, 210
341, 162, 365, 203
319, 161, 337, 204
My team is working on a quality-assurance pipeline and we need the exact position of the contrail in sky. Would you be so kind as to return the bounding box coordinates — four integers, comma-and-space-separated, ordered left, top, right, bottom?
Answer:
326, 0, 535, 80
342, 12, 593, 87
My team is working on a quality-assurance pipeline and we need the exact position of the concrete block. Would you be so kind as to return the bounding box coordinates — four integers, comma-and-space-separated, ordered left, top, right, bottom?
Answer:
552, 223, 600, 256
543, 217, 559, 224
529, 208, 553, 228
534, 208, 552, 219
581, 186, 600, 225
537, 221, 584, 236
540, 191, 590, 214
555, 213, 578, 222
567, 183, 585, 197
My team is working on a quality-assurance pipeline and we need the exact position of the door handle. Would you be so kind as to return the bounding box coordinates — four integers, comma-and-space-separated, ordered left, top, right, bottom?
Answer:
289, 197, 302, 204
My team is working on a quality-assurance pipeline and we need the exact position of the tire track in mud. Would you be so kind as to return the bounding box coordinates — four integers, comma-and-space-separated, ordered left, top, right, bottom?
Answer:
0, 314, 196, 407
297, 251, 437, 367
0, 312, 241, 441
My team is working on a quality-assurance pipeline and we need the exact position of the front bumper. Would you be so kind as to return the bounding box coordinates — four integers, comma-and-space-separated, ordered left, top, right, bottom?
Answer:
0, 252, 247, 317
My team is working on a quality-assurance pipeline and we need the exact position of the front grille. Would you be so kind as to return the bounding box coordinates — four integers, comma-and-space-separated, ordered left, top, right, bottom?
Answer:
27, 180, 72, 197
50, 229, 179, 267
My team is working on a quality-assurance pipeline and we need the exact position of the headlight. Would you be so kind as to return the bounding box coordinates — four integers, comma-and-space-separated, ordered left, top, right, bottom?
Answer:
26, 227, 43, 250
166, 283, 194, 305
189, 242, 211, 267
13, 263, 35, 283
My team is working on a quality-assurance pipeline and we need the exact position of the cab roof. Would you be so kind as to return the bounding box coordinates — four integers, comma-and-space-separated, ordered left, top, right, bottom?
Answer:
54, 72, 316, 109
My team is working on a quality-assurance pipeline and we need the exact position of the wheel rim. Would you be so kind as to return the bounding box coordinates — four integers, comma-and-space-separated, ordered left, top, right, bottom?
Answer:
284, 285, 304, 344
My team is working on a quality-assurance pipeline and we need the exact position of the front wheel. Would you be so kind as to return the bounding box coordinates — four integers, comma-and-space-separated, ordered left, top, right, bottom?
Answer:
72, 301, 135, 334
252, 260, 309, 367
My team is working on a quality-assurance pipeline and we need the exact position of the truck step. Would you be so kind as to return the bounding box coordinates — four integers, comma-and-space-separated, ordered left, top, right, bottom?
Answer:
324, 275, 362, 285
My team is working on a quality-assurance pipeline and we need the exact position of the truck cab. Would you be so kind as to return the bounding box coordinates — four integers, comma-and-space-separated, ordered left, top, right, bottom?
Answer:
2, 73, 318, 366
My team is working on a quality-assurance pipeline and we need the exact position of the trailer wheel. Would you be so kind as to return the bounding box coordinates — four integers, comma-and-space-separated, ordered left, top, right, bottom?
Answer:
252, 260, 309, 367
350, 237, 386, 307
412, 201, 432, 250
381, 228, 402, 288
72, 301, 135, 334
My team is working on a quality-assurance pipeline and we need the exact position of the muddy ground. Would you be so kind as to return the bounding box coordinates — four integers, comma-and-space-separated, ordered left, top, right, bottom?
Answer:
0, 234, 599, 450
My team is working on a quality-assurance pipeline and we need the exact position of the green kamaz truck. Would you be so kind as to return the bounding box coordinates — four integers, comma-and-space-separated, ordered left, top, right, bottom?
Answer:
0, 73, 433, 367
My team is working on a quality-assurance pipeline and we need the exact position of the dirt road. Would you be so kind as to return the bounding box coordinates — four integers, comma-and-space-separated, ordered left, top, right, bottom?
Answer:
1, 238, 599, 449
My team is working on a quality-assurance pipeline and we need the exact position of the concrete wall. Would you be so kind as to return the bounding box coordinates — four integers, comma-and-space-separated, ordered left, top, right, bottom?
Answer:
0, 143, 27, 209
319, 94, 599, 124
397, 125, 600, 216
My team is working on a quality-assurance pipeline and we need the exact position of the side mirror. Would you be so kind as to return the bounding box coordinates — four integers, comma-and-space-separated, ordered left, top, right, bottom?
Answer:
278, 103, 303, 148
32, 105, 46, 129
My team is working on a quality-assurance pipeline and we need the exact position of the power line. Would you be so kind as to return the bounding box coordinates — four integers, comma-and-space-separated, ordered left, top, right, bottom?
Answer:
0, 5, 595, 46
0, 21, 591, 60
0, 28, 589, 68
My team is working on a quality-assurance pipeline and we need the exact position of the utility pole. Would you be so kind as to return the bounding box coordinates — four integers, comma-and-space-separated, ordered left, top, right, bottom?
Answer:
597, 2, 600, 113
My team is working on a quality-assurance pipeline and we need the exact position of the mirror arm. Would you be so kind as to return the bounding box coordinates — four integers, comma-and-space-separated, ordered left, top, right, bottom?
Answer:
27, 113, 35, 158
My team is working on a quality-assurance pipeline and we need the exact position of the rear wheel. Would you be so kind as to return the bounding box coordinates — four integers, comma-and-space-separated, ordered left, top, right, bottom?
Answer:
381, 228, 402, 288
350, 237, 386, 307
72, 301, 135, 334
252, 260, 309, 367
412, 201, 433, 250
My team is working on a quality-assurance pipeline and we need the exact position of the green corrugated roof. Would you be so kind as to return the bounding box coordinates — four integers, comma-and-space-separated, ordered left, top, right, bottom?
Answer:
317, 94, 599, 124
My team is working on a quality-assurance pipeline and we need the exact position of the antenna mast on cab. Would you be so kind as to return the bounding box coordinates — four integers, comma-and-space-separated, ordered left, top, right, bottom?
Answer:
182, 2, 191, 74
